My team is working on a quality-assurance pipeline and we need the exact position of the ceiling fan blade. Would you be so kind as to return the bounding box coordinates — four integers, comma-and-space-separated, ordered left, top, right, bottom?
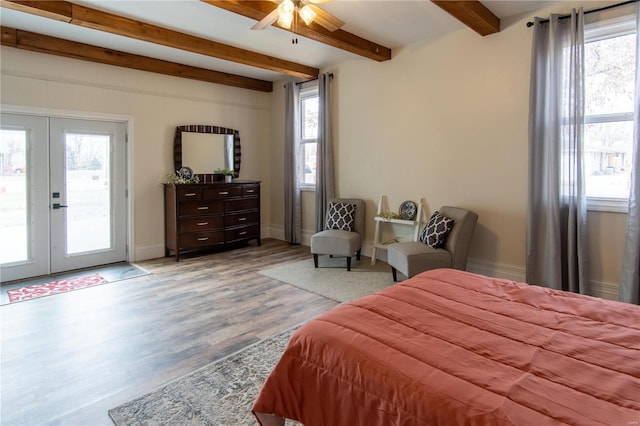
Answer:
251, 8, 280, 30
308, 4, 344, 32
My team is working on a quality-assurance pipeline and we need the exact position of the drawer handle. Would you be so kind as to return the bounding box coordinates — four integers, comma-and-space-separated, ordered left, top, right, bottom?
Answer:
197, 237, 209, 241
238, 217, 247, 221
197, 206, 209, 210
238, 231, 248, 236
197, 222, 208, 226
246, 189, 255, 193
219, 191, 229, 195
184, 193, 197, 197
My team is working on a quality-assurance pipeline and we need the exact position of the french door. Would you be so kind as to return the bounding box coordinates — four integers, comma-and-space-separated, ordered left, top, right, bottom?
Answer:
0, 113, 127, 282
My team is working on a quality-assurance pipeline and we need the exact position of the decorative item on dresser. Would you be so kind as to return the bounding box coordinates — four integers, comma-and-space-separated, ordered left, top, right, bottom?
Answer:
164, 181, 261, 261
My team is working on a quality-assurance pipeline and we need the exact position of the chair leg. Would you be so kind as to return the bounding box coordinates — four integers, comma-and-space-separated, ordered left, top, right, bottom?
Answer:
346, 256, 352, 271
391, 267, 397, 282
356, 249, 361, 261
313, 253, 319, 268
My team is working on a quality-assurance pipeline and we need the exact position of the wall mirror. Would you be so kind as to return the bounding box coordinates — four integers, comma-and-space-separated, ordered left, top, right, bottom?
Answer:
174, 125, 241, 177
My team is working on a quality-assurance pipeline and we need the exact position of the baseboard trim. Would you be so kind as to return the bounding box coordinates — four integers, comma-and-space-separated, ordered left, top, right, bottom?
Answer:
263, 225, 314, 246
466, 260, 526, 282
589, 280, 619, 301
133, 243, 165, 262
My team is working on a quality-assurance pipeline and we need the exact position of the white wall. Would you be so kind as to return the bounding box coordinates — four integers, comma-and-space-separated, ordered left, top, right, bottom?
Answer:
269, 0, 629, 299
0, 47, 271, 261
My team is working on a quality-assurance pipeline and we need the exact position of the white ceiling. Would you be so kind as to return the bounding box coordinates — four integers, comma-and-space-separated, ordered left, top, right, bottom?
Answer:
0, 0, 555, 83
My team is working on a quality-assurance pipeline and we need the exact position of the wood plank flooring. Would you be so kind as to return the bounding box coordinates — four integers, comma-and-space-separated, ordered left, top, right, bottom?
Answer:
0, 239, 338, 426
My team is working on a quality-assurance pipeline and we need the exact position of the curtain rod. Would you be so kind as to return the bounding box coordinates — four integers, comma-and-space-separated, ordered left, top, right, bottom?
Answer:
295, 73, 333, 86
282, 73, 334, 89
526, 0, 638, 27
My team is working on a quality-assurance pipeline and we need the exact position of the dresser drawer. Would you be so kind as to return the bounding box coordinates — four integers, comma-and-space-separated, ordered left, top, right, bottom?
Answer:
176, 187, 202, 201
242, 185, 259, 196
179, 200, 224, 216
203, 186, 243, 200
226, 198, 259, 212
180, 216, 224, 232
225, 211, 259, 227
180, 231, 225, 248
225, 224, 259, 242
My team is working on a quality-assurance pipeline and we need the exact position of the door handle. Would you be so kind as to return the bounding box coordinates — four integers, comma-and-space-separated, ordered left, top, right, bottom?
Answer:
52, 203, 68, 209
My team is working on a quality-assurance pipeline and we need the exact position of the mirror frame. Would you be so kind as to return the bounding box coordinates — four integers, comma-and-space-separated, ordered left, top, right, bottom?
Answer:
174, 125, 241, 178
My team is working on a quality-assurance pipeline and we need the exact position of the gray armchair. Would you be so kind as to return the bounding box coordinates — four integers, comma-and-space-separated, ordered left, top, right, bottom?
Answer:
387, 206, 478, 281
311, 198, 365, 271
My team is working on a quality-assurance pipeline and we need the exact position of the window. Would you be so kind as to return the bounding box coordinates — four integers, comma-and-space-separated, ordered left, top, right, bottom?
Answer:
299, 86, 318, 188
584, 15, 637, 211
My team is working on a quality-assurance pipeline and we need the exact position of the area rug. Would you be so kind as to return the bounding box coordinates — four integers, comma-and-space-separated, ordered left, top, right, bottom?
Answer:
109, 326, 302, 426
7, 273, 108, 303
258, 256, 395, 302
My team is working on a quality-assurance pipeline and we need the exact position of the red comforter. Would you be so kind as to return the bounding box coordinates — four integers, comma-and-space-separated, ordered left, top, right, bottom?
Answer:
253, 269, 640, 426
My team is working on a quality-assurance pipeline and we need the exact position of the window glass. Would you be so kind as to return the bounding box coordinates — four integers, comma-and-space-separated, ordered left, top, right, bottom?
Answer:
584, 21, 636, 203
301, 97, 318, 140
585, 33, 636, 116
302, 142, 317, 185
300, 88, 318, 186
584, 120, 634, 198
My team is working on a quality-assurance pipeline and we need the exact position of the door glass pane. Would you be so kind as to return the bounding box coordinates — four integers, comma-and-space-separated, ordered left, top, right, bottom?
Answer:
65, 133, 111, 254
0, 129, 28, 263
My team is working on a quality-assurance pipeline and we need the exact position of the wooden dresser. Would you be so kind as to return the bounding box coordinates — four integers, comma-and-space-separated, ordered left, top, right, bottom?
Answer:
164, 180, 261, 261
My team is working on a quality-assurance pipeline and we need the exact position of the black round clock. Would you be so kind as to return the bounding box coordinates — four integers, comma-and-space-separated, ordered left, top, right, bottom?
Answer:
399, 200, 417, 220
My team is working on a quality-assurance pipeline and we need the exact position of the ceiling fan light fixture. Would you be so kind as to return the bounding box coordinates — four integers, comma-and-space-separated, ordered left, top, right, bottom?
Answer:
277, 0, 295, 29
278, 0, 295, 15
277, 12, 294, 29
298, 5, 317, 26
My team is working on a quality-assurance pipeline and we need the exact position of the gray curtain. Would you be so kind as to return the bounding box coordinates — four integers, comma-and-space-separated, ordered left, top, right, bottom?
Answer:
620, 5, 640, 304
284, 82, 301, 243
315, 73, 335, 232
527, 9, 590, 295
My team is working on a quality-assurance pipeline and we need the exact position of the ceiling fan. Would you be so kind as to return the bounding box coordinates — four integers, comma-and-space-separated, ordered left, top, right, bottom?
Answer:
252, 0, 345, 32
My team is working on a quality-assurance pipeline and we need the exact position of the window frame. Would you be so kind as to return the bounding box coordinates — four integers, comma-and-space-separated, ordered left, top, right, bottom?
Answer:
299, 84, 319, 191
584, 14, 637, 213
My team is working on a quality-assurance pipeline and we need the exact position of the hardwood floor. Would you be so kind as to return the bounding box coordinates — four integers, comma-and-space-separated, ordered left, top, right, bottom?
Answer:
0, 239, 338, 426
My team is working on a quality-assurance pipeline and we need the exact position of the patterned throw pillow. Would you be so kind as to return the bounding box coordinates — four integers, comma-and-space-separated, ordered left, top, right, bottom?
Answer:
419, 211, 455, 248
325, 202, 356, 232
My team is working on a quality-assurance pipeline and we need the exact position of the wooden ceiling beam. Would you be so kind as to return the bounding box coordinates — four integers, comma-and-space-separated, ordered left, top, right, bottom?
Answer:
0, 0, 71, 22
0, 26, 274, 92
203, 0, 392, 62
0, 0, 318, 78
431, 0, 500, 36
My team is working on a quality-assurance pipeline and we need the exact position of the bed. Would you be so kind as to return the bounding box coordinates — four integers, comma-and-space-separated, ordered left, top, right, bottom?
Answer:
252, 268, 640, 426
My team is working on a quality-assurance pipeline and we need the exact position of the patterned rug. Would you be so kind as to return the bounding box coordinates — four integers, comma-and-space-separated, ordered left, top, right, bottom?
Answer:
108, 326, 302, 426
2, 263, 149, 305
7, 273, 108, 303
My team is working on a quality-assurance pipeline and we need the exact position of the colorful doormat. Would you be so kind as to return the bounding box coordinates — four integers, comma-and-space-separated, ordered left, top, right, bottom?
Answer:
1, 263, 149, 305
7, 273, 108, 303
